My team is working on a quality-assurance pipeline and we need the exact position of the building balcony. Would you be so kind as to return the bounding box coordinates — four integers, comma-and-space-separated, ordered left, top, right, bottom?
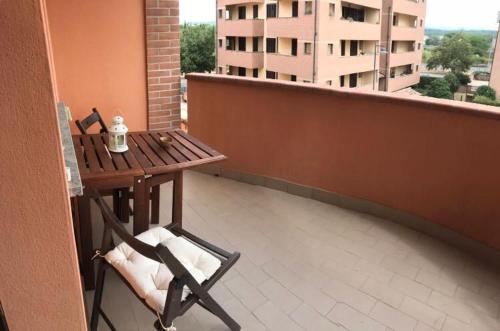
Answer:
218, 0, 264, 5
266, 53, 313, 80
266, 16, 315, 40
391, 25, 423, 40
218, 18, 265, 36
218, 49, 264, 68
336, 54, 379, 76
387, 71, 420, 91
337, 19, 382, 40
389, 50, 421, 67
393, 0, 426, 17
342, 0, 382, 10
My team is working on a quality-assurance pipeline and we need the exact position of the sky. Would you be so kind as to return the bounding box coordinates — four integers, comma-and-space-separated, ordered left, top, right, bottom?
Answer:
180, 0, 500, 31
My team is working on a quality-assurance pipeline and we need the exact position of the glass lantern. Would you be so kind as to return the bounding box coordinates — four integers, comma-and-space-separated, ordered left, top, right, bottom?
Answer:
107, 116, 128, 153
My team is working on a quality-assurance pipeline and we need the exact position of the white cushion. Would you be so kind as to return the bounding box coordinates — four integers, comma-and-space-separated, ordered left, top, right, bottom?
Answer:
105, 227, 221, 313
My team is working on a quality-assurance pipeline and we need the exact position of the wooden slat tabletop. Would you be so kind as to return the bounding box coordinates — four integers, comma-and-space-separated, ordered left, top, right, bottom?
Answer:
72, 129, 226, 182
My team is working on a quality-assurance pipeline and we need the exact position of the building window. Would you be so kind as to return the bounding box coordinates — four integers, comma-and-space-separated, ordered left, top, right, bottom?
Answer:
341, 40, 346, 56
238, 37, 246, 51
304, 42, 312, 55
291, 39, 298, 56
218, 39, 223, 48
253, 37, 259, 52
417, 43, 421, 50
291, 75, 297, 81
420, 19, 423, 27
305, 1, 313, 15
349, 73, 357, 88
226, 9, 232, 20
390, 68, 395, 78
328, 43, 334, 55
342, 6, 365, 22
416, 65, 419, 72
326, 80, 333, 86
292, 1, 299, 17
303, 80, 311, 83
392, 14, 398, 26
329, 3, 335, 16
226, 37, 236, 50
391, 41, 396, 53
350, 40, 358, 56
267, 4, 277, 18
253, 68, 259, 78
218, 67, 223, 74
340, 75, 345, 87
266, 38, 277, 53
253, 5, 259, 19
266, 70, 277, 79
238, 67, 246, 77
238, 6, 246, 19
218, 9, 223, 19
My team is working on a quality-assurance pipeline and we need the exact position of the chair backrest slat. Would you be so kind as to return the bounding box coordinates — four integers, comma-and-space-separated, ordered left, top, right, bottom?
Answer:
75, 108, 108, 134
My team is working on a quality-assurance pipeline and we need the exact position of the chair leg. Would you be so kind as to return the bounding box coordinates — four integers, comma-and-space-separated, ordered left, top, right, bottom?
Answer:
112, 190, 121, 221
198, 293, 241, 330
151, 186, 160, 224
90, 262, 107, 331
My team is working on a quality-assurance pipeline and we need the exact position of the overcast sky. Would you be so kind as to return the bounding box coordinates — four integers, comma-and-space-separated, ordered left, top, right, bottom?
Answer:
180, 0, 500, 30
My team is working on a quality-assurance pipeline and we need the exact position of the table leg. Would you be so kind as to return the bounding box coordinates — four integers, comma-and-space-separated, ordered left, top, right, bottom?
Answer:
133, 175, 150, 236
77, 194, 95, 291
151, 186, 160, 224
172, 171, 183, 229
119, 188, 130, 223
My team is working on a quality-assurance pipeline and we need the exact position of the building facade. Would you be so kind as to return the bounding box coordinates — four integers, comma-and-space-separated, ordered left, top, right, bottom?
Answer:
216, 0, 426, 92
490, 12, 500, 99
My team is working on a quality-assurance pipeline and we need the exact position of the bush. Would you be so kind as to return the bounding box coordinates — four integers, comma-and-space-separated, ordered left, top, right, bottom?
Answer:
473, 96, 500, 107
425, 79, 453, 99
475, 86, 497, 100
455, 72, 471, 85
444, 73, 460, 93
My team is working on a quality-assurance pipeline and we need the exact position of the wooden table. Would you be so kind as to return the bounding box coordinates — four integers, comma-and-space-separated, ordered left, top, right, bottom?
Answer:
72, 129, 225, 290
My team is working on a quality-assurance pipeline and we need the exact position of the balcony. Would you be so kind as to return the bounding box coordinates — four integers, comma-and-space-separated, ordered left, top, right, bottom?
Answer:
218, 0, 264, 5
266, 16, 315, 40
266, 53, 313, 80
393, 0, 426, 17
218, 49, 264, 68
390, 50, 421, 67
391, 25, 423, 40
337, 54, 379, 76
337, 19, 381, 40
218, 18, 265, 36
388, 71, 420, 92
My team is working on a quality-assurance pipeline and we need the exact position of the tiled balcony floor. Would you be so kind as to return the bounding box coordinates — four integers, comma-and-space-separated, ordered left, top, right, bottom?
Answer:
86, 171, 500, 331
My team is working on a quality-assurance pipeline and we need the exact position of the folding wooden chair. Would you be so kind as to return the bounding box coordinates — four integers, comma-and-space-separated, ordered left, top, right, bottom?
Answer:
88, 189, 241, 331
75, 108, 162, 224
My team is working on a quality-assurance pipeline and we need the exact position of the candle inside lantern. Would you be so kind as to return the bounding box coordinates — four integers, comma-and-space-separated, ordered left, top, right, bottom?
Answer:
107, 116, 128, 153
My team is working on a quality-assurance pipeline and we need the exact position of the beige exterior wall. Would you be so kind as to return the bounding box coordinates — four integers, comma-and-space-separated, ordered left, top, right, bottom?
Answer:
218, 0, 425, 92
491, 27, 500, 99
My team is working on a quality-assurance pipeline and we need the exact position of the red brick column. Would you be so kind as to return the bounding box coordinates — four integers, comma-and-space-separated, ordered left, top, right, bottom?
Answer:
145, 0, 181, 130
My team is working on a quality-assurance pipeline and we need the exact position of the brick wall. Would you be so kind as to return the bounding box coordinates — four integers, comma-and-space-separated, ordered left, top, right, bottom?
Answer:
145, 0, 181, 130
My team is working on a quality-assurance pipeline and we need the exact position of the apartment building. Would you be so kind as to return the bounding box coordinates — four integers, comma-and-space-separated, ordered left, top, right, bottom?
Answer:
216, 0, 426, 92
490, 12, 500, 98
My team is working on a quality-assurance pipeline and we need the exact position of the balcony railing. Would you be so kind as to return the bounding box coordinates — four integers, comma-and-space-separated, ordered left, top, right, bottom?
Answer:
187, 73, 500, 254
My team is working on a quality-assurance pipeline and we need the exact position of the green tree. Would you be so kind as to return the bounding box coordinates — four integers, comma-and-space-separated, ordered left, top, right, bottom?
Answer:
427, 33, 474, 74
425, 78, 453, 99
181, 23, 215, 74
475, 86, 497, 100
455, 72, 471, 85
425, 36, 441, 46
444, 73, 460, 93
473, 96, 500, 107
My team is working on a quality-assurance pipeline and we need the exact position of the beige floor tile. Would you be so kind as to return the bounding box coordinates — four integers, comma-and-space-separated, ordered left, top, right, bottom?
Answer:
321, 278, 377, 314
427, 291, 473, 324
361, 278, 405, 308
416, 270, 457, 297
291, 304, 347, 331
380, 255, 420, 279
327, 303, 386, 331
258, 278, 302, 314
442, 316, 472, 331
354, 259, 395, 284
389, 275, 432, 302
455, 286, 500, 318
399, 297, 446, 330
224, 275, 267, 311
369, 302, 417, 331
261, 260, 301, 289
414, 322, 438, 331
254, 301, 303, 331
288, 282, 336, 316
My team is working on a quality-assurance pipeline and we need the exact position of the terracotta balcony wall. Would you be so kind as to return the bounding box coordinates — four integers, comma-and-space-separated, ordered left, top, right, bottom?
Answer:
391, 25, 422, 40
343, 0, 382, 9
218, 49, 264, 68
218, 18, 265, 37
188, 73, 500, 252
336, 54, 379, 76
336, 20, 382, 40
266, 17, 314, 40
218, 0, 264, 6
